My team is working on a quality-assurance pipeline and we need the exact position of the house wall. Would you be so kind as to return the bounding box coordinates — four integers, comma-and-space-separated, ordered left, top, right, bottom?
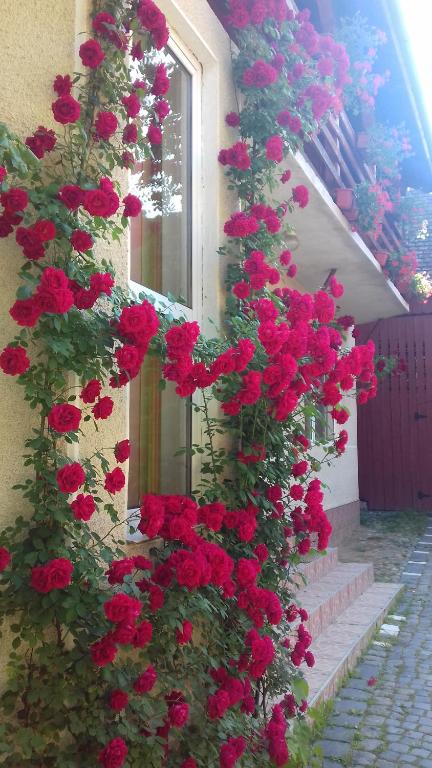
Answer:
0, 0, 360, 680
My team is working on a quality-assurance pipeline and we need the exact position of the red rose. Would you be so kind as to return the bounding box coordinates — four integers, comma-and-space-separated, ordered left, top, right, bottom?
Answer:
9, 298, 41, 327
0, 166, 6, 183
52, 95, 81, 125
148, 123, 162, 145
16, 226, 45, 260
122, 93, 141, 118
70, 229, 93, 252
0, 345, 30, 375
176, 620, 193, 645
104, 467, 125, 494
95, 111, 118, 141
1, 188, 28, 213
123, 193, 142, 217
0, 547, 11, 573
109, 690, 129, 711
25, 127, 56, 159
83, 189, 117, 217
79, 39, 105, 69
232, 281, 250, 299
90, 637, 118, 667
48, 403, 81, 433
114, 439, 130, 463
265, 135, 284, 163
58, 184, 83, 210
292, 184, 309, 208
98, 737, 128, 768
53, 74, 72, 96
151, 64, 170, 96
169, 702, 189, 728
92, 12, 123, 48
226, 111, 240, 127
33, 219, 56, 242
115, 344, 140, 373
30, 557, 73, 593
70, 493, 96, 521
56, 462, 86, 494
154, 99, 170, 121
175, 554, 202, 590
181, 760, 197, 768
133, 619, 153, 648
92, 396, 114, 420
90, 272, 115, 295
138, 0, 166, 32
0, 216, 13, 238
104, 593, 142, 623
133, 665, 157, 694
122, 123, 138, 144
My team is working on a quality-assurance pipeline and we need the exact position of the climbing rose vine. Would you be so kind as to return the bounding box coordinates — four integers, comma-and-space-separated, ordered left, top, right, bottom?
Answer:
0, 1, 377, 766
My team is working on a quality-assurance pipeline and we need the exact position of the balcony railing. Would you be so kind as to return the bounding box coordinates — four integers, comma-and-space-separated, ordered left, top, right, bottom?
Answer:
304, 111, 402, 256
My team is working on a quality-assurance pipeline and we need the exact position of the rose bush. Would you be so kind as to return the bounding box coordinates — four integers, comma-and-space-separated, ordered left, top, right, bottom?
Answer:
0, 2, 378, 766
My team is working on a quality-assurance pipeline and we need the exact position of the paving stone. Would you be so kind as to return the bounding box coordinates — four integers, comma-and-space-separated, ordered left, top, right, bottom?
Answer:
322, 726, 355, 743
318, 740, 351, 759
330, 713, 362, 729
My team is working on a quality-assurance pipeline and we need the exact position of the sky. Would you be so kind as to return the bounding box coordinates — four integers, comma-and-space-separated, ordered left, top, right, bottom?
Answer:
397, 0, 432, 142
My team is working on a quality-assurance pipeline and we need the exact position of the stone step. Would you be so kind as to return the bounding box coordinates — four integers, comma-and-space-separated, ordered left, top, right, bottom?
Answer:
299, 562, 374, 638
305, 582, 403, 705
296, 547, 339, 586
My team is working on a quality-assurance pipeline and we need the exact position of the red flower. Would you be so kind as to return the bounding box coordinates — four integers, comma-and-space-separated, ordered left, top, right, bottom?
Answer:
148, 123, 162, 145
95, 111, 118, 141
48, 403, 81, 433
70, 229, 93, 252
266, 135, 284, 163
70, 494, 96, 521
33, 219, 56, 242
123, 193, 142, 217
1, 188, 28, 213
16, 227, 45, 260
169, 702, 189, 728
176, 620, 193, 645
367, 677, 378, 687
151, 64, 170, 96
25, 126, 56, 158
90, 637, 118, 667
58, 184, 83, 210
0, 166, 7, 183
53, 74, 72, 96
52, 95, 81, 125
0, 345, 30, 375
56, 462, 86, 494
133, 619, 153, 648
108, 690, 128, 713
84, 188, 118, 217
92, 396, 114, 420
226, 111, 240, 127
30, 558, 73, 593
10, 298, 41, 327
114, 439, 130, 463
292, 184, 309, 208
80, 379, 102, 404
79, 39, 105, 69
90, 272, 115, 296
243, 60, 278, 88
154, 99, 170, 120
104, 467, 125, 494
122, 92, 141, 118
104, 593, 142, 623
98, 737, 128, 768
0, 547, 11, 573
133, 665, 157, 693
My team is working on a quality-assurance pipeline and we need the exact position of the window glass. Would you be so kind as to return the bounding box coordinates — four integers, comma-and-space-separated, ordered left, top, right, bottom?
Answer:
128, 47, 194, 511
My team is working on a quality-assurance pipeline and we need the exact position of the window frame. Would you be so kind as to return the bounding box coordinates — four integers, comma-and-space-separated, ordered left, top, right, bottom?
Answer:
126, 31, 203, 542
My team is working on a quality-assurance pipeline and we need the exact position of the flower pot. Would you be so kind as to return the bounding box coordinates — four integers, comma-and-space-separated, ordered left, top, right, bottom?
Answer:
375, 250, 389, 267
344, 207, 359, 222
356, 131, 369, 150
335, 188, 354, 210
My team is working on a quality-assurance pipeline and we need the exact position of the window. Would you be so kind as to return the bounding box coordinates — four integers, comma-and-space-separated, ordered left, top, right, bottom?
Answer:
305, 405, 334, 444
127, 38, 201, 533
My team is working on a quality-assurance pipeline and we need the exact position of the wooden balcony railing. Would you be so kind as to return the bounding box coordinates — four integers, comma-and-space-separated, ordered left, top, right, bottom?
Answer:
303, 111, 402, 256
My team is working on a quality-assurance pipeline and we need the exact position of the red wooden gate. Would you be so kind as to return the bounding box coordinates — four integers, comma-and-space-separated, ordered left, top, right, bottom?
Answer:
358, 305, 432, 511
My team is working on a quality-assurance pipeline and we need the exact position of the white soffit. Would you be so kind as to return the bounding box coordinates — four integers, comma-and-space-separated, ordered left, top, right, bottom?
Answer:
276, 151, 409, 324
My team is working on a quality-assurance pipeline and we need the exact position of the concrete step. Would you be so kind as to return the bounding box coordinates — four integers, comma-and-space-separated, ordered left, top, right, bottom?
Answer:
305, 582, 403, 705
300, 562, 374, 638
296, 547, 339, 586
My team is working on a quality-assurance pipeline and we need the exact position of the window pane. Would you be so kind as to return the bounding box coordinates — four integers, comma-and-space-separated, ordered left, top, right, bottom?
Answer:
128, 358, 191, 509
130, 50, 192, 307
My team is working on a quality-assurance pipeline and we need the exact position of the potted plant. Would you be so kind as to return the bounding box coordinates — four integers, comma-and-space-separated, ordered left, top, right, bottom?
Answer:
335, 188, 354, 210
374, 250, 389, 267
354, 181, 393, 240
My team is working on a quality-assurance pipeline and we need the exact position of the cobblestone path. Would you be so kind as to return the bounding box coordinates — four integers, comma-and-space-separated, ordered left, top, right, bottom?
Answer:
317, 520, 432, 767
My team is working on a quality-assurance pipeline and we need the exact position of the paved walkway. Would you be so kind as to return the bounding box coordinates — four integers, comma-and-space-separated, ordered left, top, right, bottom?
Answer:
317, 520, 432, 768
